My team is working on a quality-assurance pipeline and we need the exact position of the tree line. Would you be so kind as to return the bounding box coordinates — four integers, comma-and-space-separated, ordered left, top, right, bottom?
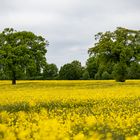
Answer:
0, 27, 140, 84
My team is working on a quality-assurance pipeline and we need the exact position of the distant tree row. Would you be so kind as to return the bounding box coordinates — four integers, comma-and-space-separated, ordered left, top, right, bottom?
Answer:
0, 27, 140, 84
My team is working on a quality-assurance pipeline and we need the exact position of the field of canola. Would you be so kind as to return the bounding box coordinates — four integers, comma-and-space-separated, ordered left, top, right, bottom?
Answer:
0, 80, 140, 140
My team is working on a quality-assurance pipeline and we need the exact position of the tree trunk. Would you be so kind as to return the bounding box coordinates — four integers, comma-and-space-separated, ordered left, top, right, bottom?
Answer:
12, 71, 16, 85
12, 79, 16, 85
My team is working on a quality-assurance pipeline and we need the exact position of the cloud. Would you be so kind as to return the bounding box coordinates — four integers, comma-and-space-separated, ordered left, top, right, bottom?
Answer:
0, 0, 140, 68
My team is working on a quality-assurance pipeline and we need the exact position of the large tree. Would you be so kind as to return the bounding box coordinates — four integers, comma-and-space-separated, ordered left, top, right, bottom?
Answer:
89, 27, 140, 82
0, 28, 48, 84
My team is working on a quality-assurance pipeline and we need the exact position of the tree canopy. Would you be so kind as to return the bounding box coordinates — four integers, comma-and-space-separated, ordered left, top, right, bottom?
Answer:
43, 63, 58, 80
59, 60, 83, 80
1, 27, 140, 82
88, 27, 140, 82
0, 28, 48, 84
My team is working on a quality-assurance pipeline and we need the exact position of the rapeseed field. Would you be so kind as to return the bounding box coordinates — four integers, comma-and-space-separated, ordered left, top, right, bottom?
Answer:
0, 80, 140, 140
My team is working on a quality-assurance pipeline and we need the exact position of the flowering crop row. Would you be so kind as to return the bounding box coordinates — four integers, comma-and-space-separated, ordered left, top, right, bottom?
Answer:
0, 80, 140, 140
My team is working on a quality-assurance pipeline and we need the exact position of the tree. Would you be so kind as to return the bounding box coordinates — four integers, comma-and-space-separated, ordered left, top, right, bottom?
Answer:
59, 63, 76, 80
88, 27, 140, 82
0, 28, 48, 84
86, 56, 98, 79
82, 70, 90, 80
112, 62, 127, 82
71, 60, 83, 79
43, 63, 58, 79
59, 60, 83, 80
127, 62, 140, 79
101, 71, 111, 80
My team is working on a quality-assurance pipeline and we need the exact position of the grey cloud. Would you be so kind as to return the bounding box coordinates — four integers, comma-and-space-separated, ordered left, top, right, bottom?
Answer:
0, 0, 140, 68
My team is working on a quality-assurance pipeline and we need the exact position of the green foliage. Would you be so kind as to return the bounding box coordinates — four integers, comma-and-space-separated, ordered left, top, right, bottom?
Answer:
82, 70, 90, 80
112, 62, 127, 82
94, 72, 101, 80
1, 27, 140, 82
59, 64, 76, 80
88, 27, 140, 82
127, 62, 140, 79
86, 56, 98, 79
59, 60, 83, 80
0, 28, 48, 84
101, 71, 111, 80
71, 60, 83, 78
43, 63, 58, 79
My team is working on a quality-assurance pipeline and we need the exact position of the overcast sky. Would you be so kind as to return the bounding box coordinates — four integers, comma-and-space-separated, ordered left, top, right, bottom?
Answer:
0, 0, 140, 68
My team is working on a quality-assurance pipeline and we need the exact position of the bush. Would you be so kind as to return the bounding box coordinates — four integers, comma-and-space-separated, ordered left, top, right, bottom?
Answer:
59, 61, 83, 80
94, 72, 101, 80
43, 64, 58, 80
112, 62, 127, 82
82, 70, 90, 80
127, 62, 140, 79
101, 71, 110, 80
